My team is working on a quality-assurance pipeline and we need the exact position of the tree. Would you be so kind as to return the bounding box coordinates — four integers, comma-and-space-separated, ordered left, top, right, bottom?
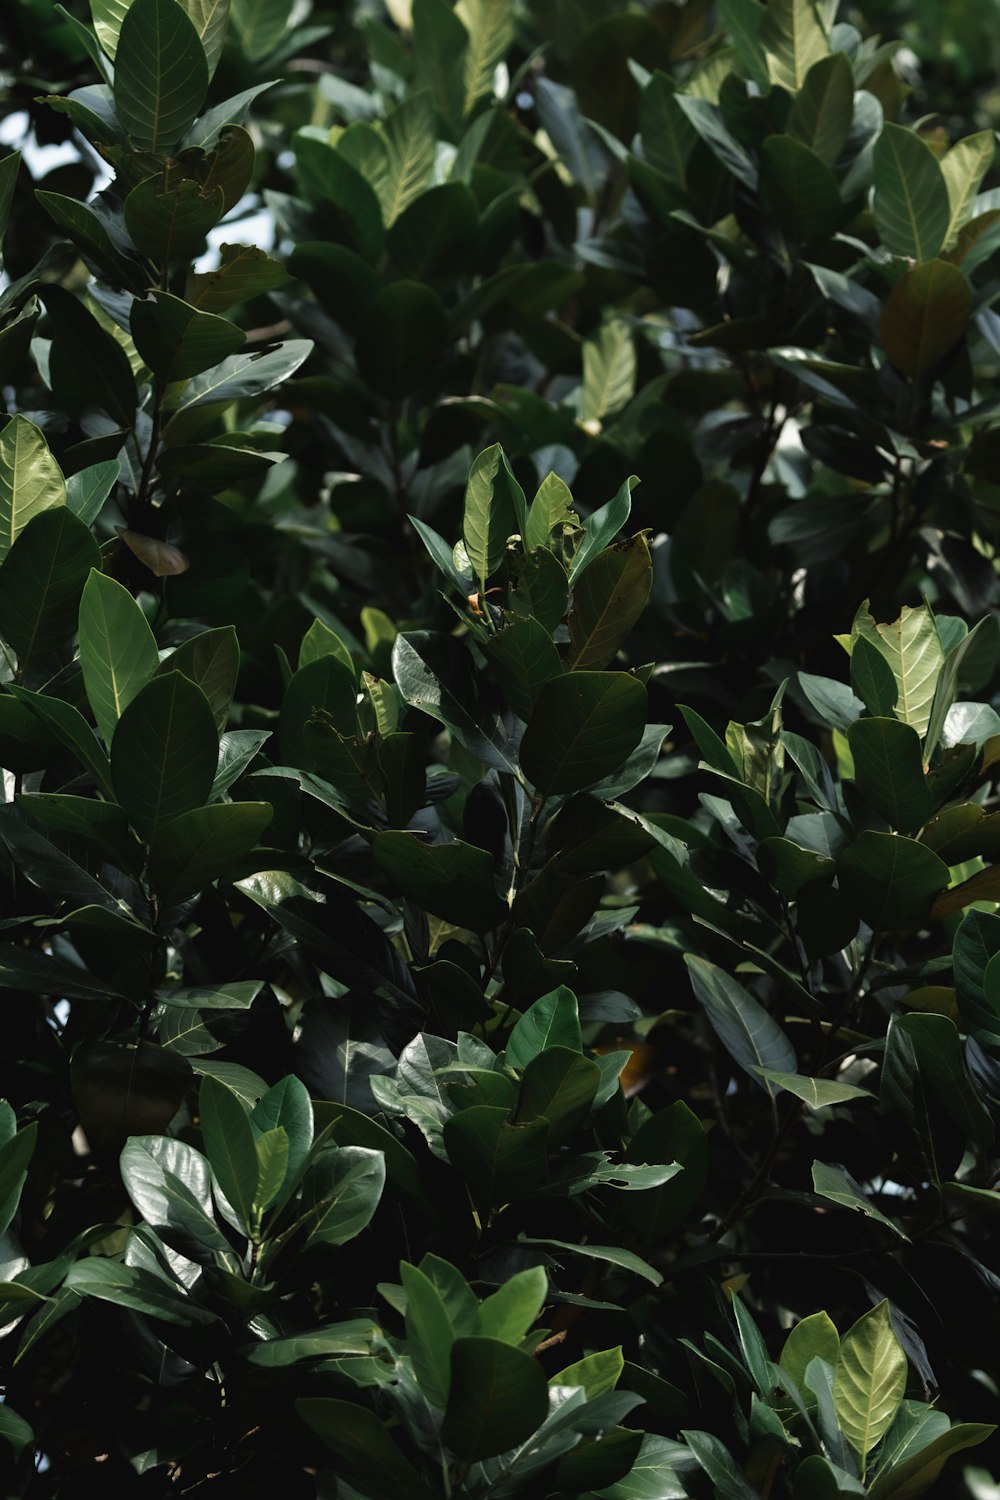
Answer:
2, 0, 1000, 1494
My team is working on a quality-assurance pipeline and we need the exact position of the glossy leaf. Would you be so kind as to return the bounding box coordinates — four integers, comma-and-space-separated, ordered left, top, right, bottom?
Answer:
131, 290, 243, 382
812, 1162, 907, 1239
787, 52, 853, 166
147, 801, 272, 901
482, 616, 562, 720
79, 570, 159, 745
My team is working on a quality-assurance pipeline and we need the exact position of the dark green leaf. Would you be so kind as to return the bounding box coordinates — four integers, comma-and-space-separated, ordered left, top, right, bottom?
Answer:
881, 259, 972, 377
847, 718, 932, 833
114, 0, 209, 154
373, 832, 506, 931
199, 1074, 259, 1235
79, 569, 159, 745
111, 672, 218, 839
442, 1337, 549, 1460
873, 123, 950, 261
520, 671, 647, 796
838, 832, 947, 931
685, 956, 796, 1094
0, 509, 100, 665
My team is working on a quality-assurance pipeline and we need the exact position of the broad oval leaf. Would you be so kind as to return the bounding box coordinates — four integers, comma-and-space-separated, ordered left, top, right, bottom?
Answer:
79, 569, 159, 745
881, 259, 972, 377
111, 671, 218, 839
834, 1301, 908, 1463
685, 955, 796, 1095
520, 671, 647, 796
442, 1336, 549, 1460
873, 123, 950, 262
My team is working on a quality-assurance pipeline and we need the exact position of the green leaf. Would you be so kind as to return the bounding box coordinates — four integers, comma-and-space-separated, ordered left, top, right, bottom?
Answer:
299, 1146, 385, 1249
400, 1260, 461, 1406
147, 801, 273, 901
482, 616, 562, 720
442, 1336, 549, 1460
3, 685, 114, 799
79, 570, 159, 745
848, 718, 932, 833
880, 259, 972, 377
850, 636, 898, 716
298, 618, 353, 673
66, 459, 120, 527
0, 151, 20, 252
517, 1047, 600, 1145
781, 1311, 841, 1392
838, 832, 947, 931
567, 534, 652, 671
381, 93, 436, 224
477, 1265, 548, 1342
90, 0, 132, 58
179, 0, 230, 77
443, 1107, 549, 1209
294, 130, 385, 260
455, 0, 513, 117
0, 509, 100, 666
568, 475, 636, 581
164, 339, 312, 417
279, 654, 357, 771
157, 625, 239, 735
757, 837, 836, 897
124, 175, 224, 263
834, 1301, 908, 1468
941, 130, 995, 247
525, 471, 579, 552
252, 1126, 288, 1214
868, 1424, 995, 1500
131, 290, 243, 382
297, 1398, 439, 1500
524, 1235, 663, 1288
510, 545, 570, 632
685, 956, 796, 1095
580, 320, 636, 426
120, 1136, 233, 1258
199, 1074, 259, 1236
0, 416, 66, 565
506, 985, 582, 1070
413, 0, 469, 136
873, 123, 950, 261
811, 1162, 907, 1238
760, 134, 842, 243
244, 1317, 378, 1366
64, 1255, 217, 1324
683, 1429, 761, 1500
373, 832, 506, 931
388, 181, 480, 280
786, 53, 854, 166
111, 671, 218, 839
186, 242, 290, 314
622, 1100, 707, 1243
520, 671, 647, 796
753, 1071, 871, 1109
356, 281, 447, 399
114, 0, 209, 153
718, 0, 770, 90
885, 1012, 993, 1152
35, 190, 142, 289
41, 286, 137, 429
760, 0, 828, 91
462, 443, 526, 594
851, 603, 944, 740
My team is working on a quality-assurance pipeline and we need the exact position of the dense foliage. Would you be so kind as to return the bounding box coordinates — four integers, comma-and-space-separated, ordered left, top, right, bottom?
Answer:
3, 0, 1000, 1495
